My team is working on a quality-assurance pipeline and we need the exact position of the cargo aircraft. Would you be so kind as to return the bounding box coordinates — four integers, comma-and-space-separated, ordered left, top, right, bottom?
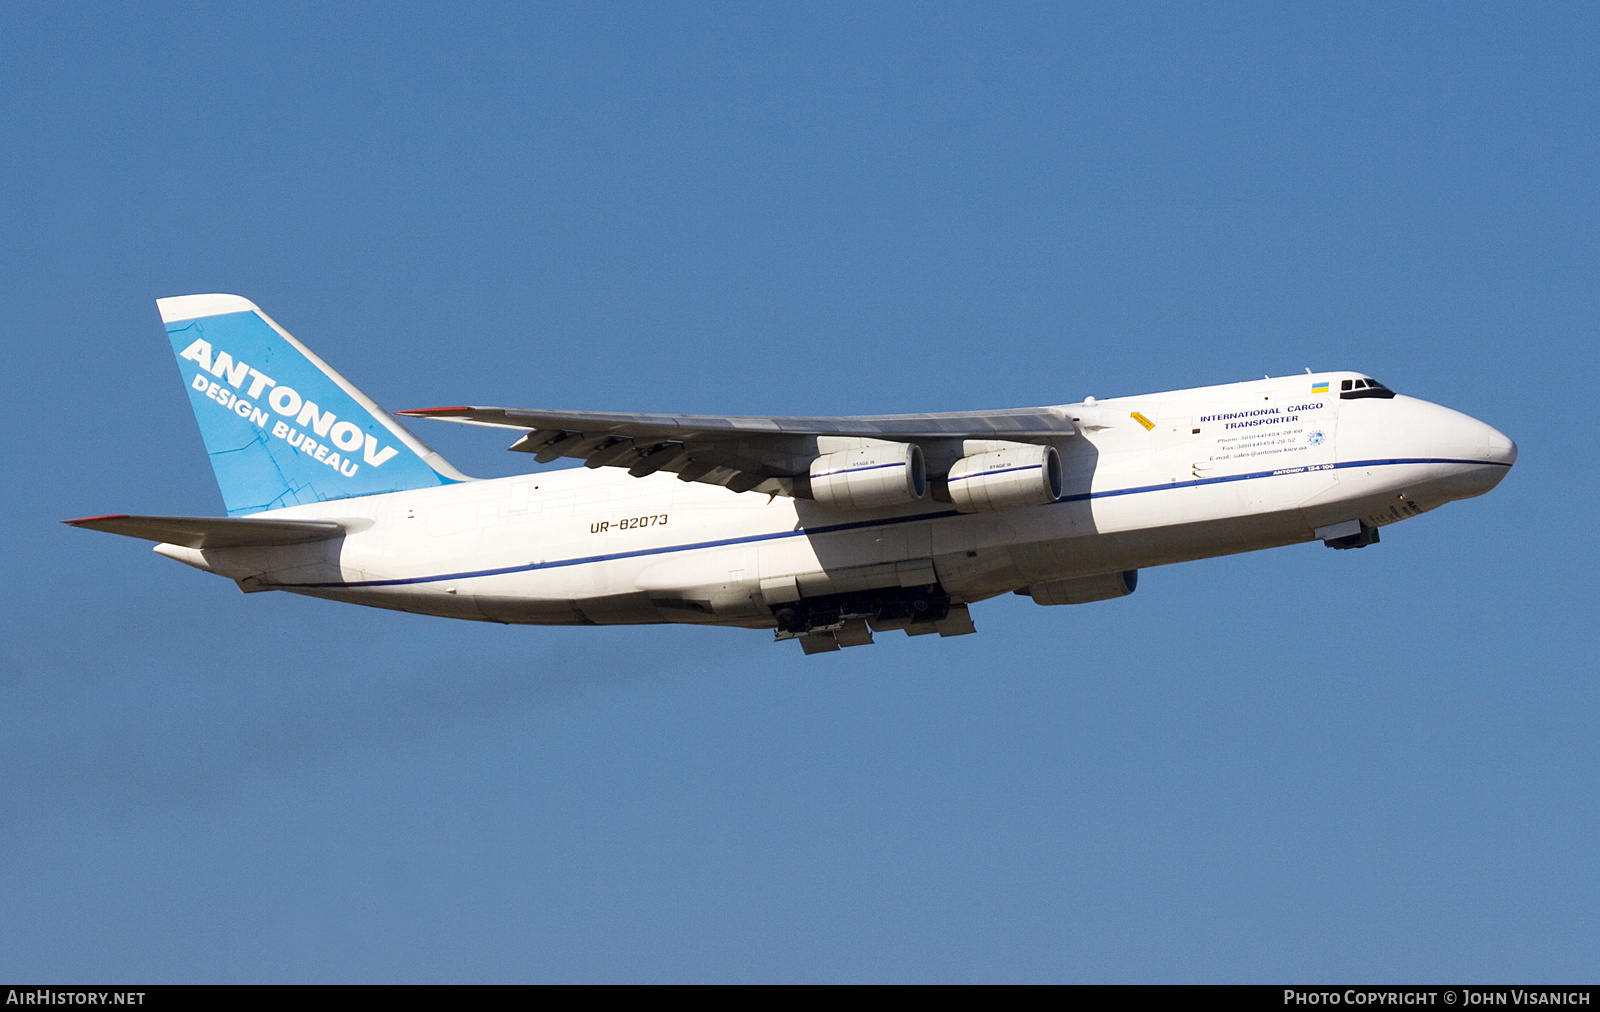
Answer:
67, 295, 1517, 653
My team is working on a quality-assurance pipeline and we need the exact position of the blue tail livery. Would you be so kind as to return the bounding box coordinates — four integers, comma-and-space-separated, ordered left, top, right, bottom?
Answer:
160, 294, 470, 515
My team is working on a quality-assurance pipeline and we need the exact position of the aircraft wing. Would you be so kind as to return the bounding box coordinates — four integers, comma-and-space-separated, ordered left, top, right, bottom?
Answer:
398, 405, 1078, 496
63, 514, 353, 549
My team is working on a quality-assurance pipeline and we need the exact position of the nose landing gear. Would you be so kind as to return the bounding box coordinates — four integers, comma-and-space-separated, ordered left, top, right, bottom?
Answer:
1315, 518, 1381, 549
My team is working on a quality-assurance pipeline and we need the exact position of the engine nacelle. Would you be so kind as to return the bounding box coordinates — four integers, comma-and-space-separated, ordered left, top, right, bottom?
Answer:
1023, 570, 1138, 605
808, 442, 926, 509
947, 445, 1062, 513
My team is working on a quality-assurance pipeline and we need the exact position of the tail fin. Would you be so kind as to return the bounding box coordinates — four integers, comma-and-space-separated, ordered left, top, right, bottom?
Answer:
159, 294, 470, 516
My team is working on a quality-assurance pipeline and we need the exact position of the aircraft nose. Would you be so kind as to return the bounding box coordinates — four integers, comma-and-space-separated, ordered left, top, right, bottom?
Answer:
1486, 425, 1518, 467
1375, 398, 1516, 501
1430, 414, 1517, 500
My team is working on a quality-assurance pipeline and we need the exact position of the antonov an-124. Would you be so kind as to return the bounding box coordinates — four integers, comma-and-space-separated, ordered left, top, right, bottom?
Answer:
67, 295, 1517, 654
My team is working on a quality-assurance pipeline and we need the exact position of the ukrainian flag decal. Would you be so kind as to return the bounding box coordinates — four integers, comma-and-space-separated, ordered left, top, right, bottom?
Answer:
1312, 381, 1329, 394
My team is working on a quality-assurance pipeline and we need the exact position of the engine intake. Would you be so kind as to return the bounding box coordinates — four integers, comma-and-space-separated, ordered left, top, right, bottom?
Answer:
808, 442, 926, 509
947, 445, 1062, 513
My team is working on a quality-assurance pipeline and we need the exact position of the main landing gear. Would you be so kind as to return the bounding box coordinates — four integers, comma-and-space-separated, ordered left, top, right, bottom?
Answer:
771, 584, 976, 654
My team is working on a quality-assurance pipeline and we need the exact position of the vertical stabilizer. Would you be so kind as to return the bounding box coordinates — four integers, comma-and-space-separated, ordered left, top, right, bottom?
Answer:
159, 294, 470, 516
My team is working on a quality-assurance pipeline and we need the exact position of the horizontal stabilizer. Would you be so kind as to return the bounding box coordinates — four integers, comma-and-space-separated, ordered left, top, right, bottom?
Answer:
63, 513, 353, 549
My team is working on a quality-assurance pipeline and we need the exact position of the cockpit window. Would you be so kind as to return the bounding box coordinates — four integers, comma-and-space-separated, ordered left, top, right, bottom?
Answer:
1340, 376, 1396, 400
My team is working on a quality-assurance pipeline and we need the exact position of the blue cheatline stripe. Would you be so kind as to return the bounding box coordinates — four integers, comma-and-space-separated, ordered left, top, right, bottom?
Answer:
811, 460, 906, 479
1056, 456, 1501, 504
947, 463, 1042, 483
282, 456, 1508, 590
291, 518, 924, 589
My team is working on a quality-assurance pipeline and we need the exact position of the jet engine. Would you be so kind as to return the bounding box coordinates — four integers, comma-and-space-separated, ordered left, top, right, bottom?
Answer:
808, 442, 926, 509
1022, 569, 1138, 605
947, 445, 1062, 513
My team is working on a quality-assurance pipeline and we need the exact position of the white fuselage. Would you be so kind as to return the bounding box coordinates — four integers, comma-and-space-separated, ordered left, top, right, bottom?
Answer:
157, 373, 1516, 628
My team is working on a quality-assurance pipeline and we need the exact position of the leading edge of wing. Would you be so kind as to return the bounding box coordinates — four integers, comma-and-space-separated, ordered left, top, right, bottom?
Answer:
396, 405, 1078, 440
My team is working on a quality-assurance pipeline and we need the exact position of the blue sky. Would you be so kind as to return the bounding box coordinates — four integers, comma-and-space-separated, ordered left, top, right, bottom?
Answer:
2, 2, 1596, 982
